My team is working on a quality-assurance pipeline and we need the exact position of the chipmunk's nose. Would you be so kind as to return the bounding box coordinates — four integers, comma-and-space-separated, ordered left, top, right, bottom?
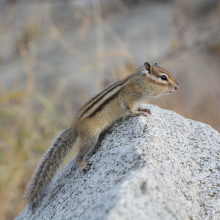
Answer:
175, 84, 179, 90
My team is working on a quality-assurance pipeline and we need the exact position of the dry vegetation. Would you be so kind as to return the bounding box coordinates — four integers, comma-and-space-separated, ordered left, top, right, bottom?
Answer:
0, 0, 220, 219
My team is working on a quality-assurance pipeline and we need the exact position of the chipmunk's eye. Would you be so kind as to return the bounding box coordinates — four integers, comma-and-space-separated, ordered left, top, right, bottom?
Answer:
161, 75, 168, 81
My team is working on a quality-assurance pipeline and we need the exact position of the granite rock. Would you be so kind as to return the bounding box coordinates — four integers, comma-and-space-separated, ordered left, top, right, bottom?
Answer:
15, 104, 220, 220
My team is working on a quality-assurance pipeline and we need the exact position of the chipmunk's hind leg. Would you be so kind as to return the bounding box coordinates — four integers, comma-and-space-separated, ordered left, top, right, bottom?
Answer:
76, 133, 99, 173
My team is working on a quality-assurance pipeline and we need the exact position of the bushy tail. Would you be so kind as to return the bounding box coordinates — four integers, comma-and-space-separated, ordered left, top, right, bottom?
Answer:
24, 128, 77, 209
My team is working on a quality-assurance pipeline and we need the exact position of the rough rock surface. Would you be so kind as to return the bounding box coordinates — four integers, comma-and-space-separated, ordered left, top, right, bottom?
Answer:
16, 104, 220, 220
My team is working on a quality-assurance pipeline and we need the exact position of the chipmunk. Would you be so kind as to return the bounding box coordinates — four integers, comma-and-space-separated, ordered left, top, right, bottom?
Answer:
24, 62, 178, 209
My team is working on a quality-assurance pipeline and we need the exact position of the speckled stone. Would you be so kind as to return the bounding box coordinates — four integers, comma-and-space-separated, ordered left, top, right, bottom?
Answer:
15, 104, 220, 220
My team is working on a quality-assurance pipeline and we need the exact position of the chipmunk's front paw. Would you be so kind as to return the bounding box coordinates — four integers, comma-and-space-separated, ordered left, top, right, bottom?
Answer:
138, 107, 151, 115
130, 112, 148, 117
83, 162, 93, 174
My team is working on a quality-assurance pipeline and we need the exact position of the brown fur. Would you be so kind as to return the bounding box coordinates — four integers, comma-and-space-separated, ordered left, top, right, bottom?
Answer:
24, 62, 178, 209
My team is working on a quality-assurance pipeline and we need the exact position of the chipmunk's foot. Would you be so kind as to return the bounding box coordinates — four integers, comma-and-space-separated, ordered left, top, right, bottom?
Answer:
129, 108, 151, 117
83, 162, 93, 174
130, 112, 148, 117
138, 107, 151, 115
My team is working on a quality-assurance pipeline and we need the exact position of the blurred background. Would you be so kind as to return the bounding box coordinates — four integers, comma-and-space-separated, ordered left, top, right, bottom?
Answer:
0, 0, 219, 219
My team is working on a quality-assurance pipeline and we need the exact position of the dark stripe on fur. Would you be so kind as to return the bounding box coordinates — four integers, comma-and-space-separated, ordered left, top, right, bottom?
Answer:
78, 75, 133, 119
88, 89, 121, 118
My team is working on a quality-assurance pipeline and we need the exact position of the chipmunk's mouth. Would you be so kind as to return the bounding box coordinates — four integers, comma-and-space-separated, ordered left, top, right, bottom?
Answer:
166, 86, 178, 93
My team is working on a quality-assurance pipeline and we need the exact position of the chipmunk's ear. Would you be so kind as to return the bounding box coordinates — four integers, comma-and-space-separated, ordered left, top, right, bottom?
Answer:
144, 62, 152, 73
154, 62, 159, 67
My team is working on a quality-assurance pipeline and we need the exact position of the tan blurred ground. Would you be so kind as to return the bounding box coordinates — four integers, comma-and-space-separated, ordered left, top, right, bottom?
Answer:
0, 0, 220, 219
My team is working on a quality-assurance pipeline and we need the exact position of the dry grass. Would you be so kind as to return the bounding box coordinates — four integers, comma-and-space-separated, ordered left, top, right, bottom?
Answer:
0, 86, 72, 219
0, 1, 220, 219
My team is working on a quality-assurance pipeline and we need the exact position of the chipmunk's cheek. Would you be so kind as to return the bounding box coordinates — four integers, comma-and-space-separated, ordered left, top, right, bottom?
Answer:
164, 87, 170, 94
160, 88, 166, 95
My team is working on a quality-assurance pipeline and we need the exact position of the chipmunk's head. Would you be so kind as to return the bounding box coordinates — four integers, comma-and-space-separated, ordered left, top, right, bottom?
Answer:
142, 62, 179, 96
